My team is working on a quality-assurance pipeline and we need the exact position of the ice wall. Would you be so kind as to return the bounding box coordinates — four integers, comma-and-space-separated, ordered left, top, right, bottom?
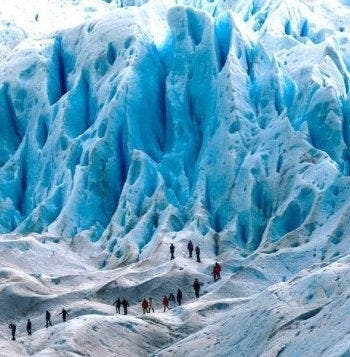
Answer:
0, 0, 350, 264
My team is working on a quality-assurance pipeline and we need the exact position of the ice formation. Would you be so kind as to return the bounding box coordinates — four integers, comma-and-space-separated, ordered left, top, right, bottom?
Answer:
0, 0, 349, 264
0, 0, 350, 355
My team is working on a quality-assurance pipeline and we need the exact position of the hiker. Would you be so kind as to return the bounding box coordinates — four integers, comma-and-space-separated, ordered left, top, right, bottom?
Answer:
113, 297, 121, 314
59, 308, 69, 322
46, 310, 52, 328
195, 246, 201, 263
162, 295, 169, 312
9, 323, 16, 341
122, 298, 129, 315
176, 288, 183, 306
169, 292, 176, 308
148, 297, 154, 313
142, 298, 149, 314
27, 319, 32, 335
193, 278, 200, 298
170, 243, 175, 260
187, 240, 194, 258
213, 262, 222, 281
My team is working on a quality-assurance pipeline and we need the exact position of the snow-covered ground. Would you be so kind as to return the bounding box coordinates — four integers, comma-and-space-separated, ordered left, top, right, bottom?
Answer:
0, 0, 123, 62
1, 0, 350, 355
0, 232, 349, 356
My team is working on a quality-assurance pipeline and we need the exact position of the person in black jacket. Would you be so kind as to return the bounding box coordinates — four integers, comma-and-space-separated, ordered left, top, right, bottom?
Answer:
59, 308, 69, 322
46, 310, 52, 327
9, 323, 16, 340
113, 297, 121, 314
169, 292, 176, 308
122, 298, 129, 315
176, 288, 183, 305
195, 246, 201, 263
193, 278, 200, 298
187, 241, 194, 258
170, 244, 175, 260
27, 319, 32, 335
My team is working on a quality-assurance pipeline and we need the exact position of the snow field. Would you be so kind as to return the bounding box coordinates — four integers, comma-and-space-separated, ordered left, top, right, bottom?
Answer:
0, 232, 349, 356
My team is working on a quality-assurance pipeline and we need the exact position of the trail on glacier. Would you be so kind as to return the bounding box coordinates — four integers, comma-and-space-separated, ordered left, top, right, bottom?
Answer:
0, 232, 349, 356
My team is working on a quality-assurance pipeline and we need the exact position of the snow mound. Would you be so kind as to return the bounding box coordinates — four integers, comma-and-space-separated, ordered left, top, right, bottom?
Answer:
0, 233, 349, 356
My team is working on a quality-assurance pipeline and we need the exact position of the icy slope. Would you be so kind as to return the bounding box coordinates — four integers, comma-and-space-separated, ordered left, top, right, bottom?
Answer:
0, 233, 349, 356
0, 0, 350, 267
0, 0, 125, 62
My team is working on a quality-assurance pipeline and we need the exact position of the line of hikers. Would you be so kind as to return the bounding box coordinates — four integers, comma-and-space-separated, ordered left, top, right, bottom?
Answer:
110, 241, 222, 316
170, 240, 222, 281
154, 289, 183, 313
112, 288, 183, 316
9, 241, 222, 340
170, 240, 201, 262
111, 266, 221, 315
8, 309, 69, 341
110, 274, 215, 315
112, 297, 130, 315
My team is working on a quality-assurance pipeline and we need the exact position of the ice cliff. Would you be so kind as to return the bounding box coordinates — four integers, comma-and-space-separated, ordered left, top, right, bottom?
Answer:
0, 0, 350, 267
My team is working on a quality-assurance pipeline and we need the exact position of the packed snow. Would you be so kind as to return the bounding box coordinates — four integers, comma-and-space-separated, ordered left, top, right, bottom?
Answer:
0, 232, 349, 356
0, 0, 350, 355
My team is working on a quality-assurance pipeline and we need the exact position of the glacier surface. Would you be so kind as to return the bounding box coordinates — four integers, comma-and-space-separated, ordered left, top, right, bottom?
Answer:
0, 0, 350, 265
0, 0, 350, 356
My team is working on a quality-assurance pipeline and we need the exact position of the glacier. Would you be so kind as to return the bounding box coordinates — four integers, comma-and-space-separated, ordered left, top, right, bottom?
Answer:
0, 0, 350, 356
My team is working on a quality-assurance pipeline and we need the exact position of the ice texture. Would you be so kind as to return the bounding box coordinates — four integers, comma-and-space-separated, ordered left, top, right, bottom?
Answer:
0, 0, 350, 355
0, 0, 350, 266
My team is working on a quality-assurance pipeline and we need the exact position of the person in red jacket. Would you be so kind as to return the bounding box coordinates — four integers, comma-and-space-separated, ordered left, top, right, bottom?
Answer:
142, 298, 149, 314
213, 262, 222, 281
162, 295, 169, 312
